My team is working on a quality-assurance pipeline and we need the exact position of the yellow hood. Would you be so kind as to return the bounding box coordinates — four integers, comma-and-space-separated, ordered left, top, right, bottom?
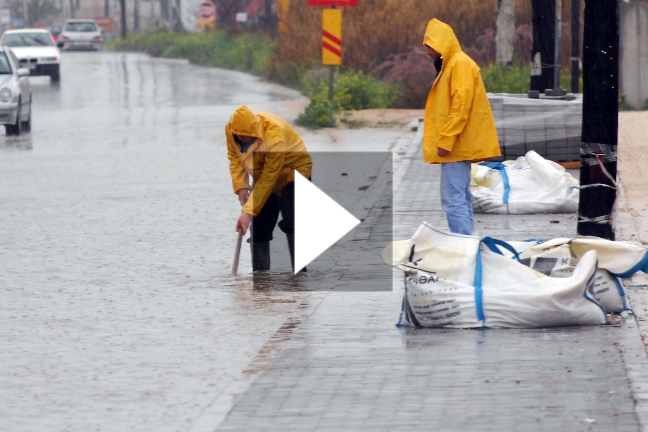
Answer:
422, 18, 462, 60
421, 19, 500, 164
225, 109, 313, 217
227, 106, 263, 138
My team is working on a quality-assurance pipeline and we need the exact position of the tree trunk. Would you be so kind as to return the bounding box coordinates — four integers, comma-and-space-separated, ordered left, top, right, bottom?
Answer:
264, 0, 273, 32
570, 0, 580, 93
577, 0, 619, 239
496, 0, 515, 66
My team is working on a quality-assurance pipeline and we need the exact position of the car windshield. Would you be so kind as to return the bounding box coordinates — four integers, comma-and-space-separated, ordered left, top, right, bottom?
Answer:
64, 22, 98, 32
0, 53, 12, 74
2, 33, 54, 47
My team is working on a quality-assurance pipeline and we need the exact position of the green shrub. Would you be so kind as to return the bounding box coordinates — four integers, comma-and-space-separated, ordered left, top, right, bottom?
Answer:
301, 68, 396, 111
481, 63, 582, 94
296, 96, 336, 129
481, 63, 530, 93
107, 31, 274, 76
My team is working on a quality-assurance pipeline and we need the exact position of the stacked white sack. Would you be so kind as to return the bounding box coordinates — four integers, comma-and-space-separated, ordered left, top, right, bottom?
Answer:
471, 150, 579, 214
383, 223, 648, 329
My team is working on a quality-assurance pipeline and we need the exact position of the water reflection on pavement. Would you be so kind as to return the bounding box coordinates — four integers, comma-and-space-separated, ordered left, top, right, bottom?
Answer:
0, 52, 313, 431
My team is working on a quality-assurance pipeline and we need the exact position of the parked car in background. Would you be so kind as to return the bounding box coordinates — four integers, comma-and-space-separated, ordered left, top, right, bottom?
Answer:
58, 19, 103, 51
0, 29, 60, 82
49, 24, 63, 42
0, 47, 32, 135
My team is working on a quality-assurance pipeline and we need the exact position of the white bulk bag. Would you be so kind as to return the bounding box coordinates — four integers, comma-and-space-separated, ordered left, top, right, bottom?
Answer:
384, 223, 607, 329
485, 236, 648, 313
510, 237, 648, 313
471, 150, 579, 214
509, 243, 622, 312
519, 237, 648, 276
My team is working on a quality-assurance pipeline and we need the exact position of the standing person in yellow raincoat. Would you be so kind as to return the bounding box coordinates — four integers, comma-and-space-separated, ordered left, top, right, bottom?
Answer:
422, 18, 501, 235
226, 106, 312, 272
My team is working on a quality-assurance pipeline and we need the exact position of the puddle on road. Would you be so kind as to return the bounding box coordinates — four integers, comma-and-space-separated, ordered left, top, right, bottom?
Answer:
0, 134, 33, 150
211, 268, 329, 316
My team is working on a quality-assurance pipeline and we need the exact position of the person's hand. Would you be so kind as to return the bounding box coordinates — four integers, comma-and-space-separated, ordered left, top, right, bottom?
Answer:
437, 147, 451, 157
235, 212, 253, 235
237, 188, 250, 206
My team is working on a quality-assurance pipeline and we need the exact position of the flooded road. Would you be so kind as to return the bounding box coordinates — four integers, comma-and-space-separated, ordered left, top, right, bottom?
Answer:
0, 52, 328, 431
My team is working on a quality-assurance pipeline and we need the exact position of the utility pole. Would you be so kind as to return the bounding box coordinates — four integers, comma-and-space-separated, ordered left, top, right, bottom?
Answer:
577, 0, 619, 239
23, 0, 28, 26
174, 0, 181, 30
264, 0, 273, 32
530, 0, 557, 93
119, 0, 126, 37
150, 0, 155, 30
570, 0, 580, 93
134, 0, 140, 31
105, 0, 110, 17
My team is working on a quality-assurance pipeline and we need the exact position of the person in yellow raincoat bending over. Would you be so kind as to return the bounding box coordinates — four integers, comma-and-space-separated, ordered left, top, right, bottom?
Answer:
422, 19, 501, 235
226, 106, 312, 272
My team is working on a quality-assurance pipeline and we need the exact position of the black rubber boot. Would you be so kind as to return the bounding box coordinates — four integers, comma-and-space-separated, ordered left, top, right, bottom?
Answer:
286, 234, 306, 273
250, 242, 271, 271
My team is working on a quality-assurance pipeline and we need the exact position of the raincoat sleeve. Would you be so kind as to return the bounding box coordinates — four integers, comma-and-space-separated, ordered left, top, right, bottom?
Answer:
226, 128, 251, 194
437, 65, 475, 152
241, 143, 286, 216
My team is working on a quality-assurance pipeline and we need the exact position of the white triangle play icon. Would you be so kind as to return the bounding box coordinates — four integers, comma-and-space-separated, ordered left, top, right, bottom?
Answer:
294, 171, 361, 274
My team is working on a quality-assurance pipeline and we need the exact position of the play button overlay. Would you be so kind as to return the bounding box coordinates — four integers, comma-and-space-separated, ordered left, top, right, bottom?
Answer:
294, 171, 361, 274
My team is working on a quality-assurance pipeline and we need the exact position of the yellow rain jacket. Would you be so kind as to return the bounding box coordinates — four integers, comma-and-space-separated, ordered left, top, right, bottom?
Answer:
422, 19, 501, 164
226, 106, 312, 217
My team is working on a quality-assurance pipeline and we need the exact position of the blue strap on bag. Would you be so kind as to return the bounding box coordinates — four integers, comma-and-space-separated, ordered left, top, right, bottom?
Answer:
478, 161, 511, 213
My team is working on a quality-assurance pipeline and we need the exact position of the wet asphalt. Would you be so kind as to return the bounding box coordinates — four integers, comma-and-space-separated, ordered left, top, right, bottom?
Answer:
0, 52, 317, 431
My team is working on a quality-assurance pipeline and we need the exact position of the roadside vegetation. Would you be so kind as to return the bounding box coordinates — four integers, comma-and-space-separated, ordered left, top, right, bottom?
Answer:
107, 0, 589, 129
296, 69, 396, 128
108, 31, 275, 77
480, 63, 581, 94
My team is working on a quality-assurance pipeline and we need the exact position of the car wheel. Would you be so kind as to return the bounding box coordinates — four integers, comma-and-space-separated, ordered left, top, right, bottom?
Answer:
51, 71, 60, 82
21, 98, 31, 132
5, 101, 21, 136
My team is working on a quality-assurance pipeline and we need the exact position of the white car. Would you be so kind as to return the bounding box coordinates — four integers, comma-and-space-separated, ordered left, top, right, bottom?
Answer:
0, 47, 32, 135
0, 29, 60, 82
58, 19, 103, 51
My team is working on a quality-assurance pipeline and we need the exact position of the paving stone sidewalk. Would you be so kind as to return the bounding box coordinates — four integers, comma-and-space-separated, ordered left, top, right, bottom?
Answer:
214, 132, 648, 432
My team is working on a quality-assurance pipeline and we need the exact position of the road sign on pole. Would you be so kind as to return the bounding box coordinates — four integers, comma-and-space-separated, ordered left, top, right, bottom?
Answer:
0, 3, 10, 25
322, 9, 341, 65
308, 0, 357, 6
196, 1, 217, 29
277, 0, 288, 32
